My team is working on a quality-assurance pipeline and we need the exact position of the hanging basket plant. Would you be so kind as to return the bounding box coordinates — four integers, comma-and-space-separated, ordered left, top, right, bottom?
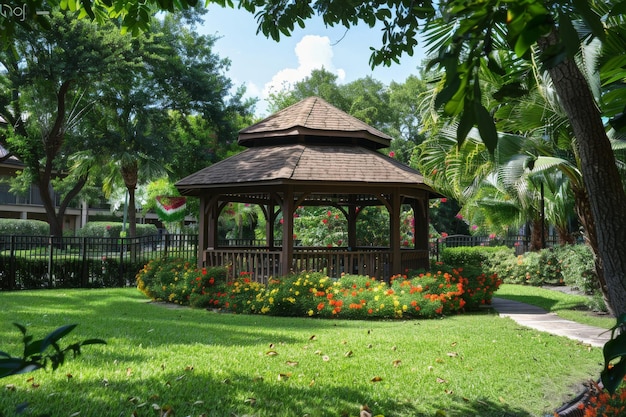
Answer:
155, 196, 187, 223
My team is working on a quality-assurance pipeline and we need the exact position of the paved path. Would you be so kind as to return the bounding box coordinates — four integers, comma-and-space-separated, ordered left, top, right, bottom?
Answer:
491, 297, 611, 348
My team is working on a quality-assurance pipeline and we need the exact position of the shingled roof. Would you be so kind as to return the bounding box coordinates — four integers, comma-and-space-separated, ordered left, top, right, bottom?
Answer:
238, 96, 392, 149
176, 96, 436, 198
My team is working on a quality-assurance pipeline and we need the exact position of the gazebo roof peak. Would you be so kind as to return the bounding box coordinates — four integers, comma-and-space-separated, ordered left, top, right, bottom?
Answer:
238, 96, 392, 150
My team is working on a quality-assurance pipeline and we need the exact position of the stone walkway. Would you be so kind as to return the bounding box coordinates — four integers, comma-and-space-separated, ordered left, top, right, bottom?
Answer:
490, 297, 611, 348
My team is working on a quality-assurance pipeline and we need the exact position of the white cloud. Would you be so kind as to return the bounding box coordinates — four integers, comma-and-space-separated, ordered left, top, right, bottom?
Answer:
262, 35, 346, 99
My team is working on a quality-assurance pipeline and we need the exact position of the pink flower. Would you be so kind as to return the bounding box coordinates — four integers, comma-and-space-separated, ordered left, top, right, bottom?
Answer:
440, 198, 447, 203
389, 151, 396, 158
441, 232, 448, 238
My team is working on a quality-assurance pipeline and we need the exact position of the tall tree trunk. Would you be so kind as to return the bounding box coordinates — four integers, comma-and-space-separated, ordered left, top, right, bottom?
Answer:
121, 160, 138, 238
529, 217, 544, 251
540, 31, 626, 316
573, 186, 610, 312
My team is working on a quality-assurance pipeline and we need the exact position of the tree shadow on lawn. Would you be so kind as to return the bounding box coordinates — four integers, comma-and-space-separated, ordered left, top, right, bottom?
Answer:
1, 368, 533, 417
495, 294, 587, 312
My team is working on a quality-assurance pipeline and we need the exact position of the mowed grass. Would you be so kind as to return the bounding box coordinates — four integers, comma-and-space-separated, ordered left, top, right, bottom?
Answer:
0, 288, 603, 417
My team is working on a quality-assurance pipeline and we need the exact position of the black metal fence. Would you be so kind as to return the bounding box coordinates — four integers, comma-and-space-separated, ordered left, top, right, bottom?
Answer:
0, 234, 197, 290
430, 234, 559, 260
1, 232, 553, 290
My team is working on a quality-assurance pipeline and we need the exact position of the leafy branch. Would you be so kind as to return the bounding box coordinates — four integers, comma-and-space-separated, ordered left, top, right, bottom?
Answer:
0, 323, 106, 379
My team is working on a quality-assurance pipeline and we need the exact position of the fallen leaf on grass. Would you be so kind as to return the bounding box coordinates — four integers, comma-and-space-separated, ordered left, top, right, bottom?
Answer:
285, 361, 299, 366
66, 373, 73, 380
370, 376, 382, 382
244, 397, 256, 406
322, 355, 330, 362
184, 365, 194, 371
436, 377, 448, 384
277, 373, 291, 381
392, 360, 402, 367
5, 384, 16, 391
344, 350, 353, 357
447, 352, 458, 357
314, 350, 323, 355
309, 335, 317, 341
266, 350, 279, 356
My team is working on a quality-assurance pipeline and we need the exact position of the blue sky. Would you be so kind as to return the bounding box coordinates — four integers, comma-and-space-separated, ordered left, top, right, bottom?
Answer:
198, 5, 428, 117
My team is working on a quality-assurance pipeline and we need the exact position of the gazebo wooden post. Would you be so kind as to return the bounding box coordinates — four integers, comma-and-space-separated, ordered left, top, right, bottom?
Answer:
281, 187, 295, 276
390, 189, 402, 278
348, 196, 357, 249
197, 198, 208, 269
414, 197, 429, 252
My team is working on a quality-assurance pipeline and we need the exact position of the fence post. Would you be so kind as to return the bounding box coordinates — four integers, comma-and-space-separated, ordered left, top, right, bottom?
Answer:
119, 237, 125, 287
81, 237, 88, 287
48, 236, 53, 287
9, 235, 16, 289
164, 233, 170, 258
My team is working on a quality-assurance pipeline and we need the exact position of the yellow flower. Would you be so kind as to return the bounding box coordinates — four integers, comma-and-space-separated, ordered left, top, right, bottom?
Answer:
393, 300, 400, 307
402, 304, 408, 312
269, 297, 274, 304
380, 304, 385, 309
308, 309, 314, 316
295, 291, 300, 296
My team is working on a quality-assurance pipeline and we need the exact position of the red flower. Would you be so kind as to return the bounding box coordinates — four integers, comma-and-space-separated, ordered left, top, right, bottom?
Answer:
317, 302, 325, 311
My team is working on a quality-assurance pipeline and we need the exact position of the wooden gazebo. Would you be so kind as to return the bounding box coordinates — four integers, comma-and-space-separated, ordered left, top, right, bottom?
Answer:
176, 96, 440, 282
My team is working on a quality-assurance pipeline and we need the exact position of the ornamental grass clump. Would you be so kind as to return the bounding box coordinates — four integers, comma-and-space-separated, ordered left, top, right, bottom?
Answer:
136, 260, 502, 320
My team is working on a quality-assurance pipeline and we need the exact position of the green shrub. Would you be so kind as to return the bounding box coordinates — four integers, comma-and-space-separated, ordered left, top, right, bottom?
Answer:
553, 245, 596, 293
78, 222, 157, 238
441, 246, 512, 268
136, 258, 228, 306
0, 219, 49, 236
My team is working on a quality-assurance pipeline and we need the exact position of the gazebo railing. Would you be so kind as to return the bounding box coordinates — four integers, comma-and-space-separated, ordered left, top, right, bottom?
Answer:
204, 248, 282, 285
203, 247, 430, 283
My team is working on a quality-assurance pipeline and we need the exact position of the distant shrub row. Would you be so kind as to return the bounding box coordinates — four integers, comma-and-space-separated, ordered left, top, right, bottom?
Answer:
442, 244, 600, 309
0, 219, 158, 238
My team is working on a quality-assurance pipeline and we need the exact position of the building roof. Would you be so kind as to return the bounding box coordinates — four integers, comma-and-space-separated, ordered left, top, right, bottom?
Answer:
238, 96, 392, 149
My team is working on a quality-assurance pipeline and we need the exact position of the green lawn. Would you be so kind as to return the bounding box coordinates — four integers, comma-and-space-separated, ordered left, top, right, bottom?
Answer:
495, 284, 616, 330
0, 288, 603, 417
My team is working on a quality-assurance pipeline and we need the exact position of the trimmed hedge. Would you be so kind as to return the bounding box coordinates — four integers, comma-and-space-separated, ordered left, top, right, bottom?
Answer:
0, 219, 49, 236
77, 222, 158, 238
0, 254, 144, 289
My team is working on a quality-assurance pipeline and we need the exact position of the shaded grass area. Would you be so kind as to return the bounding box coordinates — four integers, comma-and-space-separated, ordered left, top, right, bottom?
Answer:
495, 284, 616, 330
0, 288, 603, 417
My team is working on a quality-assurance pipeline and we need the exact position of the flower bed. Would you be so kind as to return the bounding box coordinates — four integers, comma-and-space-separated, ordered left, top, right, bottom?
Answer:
136, 259, 501, 319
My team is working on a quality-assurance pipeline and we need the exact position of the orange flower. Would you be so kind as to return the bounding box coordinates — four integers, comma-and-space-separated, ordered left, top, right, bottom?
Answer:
317, 302, 325, 311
